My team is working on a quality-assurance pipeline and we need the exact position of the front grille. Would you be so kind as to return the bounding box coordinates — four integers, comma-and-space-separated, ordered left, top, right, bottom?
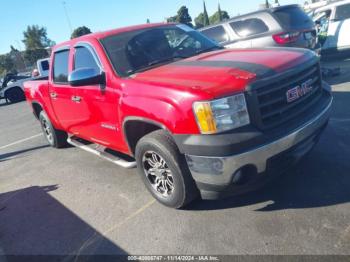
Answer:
248, 62, 323, 130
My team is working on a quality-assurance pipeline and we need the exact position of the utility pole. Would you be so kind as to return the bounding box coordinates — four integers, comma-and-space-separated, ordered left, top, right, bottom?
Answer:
62, 1, 73, 34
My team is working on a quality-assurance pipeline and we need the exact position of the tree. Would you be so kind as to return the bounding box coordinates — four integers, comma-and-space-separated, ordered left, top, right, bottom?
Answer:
209, 9, 230, 25
176, 6, 193, 26
22, 25, 54, 50
167, 6, 193, 27
218, 3, 223, 22
23, 49, 49, 66
0, 54, 16, 76
265, 0, 270, 8
194, 13, 205, 29
167, 15, 177, 23
194, 1, 211, 29
71, 26, 92, 39
203, 1, 210, 27
9, 46, 26, 72
22, 25, 54, 65
146, 18, 150, 24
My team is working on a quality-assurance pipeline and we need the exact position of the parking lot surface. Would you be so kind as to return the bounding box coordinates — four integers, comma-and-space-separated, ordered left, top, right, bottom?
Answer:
0, 60, 350, 256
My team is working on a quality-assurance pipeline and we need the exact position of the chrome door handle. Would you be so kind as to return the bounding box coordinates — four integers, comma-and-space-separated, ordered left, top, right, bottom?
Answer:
71, 96, 82, 103
50, 92, 57, 99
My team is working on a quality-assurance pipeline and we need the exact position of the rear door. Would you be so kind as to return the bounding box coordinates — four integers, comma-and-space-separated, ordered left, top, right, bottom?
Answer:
200, 25, 230, 46
49, 48, 80, 133
228, 17, 270, 48
72, 43, 120, 147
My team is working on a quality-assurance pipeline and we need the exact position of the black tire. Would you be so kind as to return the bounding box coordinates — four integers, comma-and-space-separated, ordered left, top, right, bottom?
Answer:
135, 130, 198, 208
39, 111, 68, 148
5, 87, 25, 103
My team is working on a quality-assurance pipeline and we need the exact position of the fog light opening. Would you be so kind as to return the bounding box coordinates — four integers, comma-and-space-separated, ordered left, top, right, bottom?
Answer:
232, 165, 257, 185
232, 170, 243, 184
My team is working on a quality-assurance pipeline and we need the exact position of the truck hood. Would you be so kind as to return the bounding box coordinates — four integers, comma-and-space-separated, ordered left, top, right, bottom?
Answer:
133, 48, 316, 98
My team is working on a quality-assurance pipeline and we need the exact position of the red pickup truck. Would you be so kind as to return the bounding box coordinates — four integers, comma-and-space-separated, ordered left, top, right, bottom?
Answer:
24, 23, 332, 208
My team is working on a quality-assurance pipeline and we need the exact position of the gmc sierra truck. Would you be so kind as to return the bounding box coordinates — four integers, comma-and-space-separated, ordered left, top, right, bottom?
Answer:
24, 23, 332, 208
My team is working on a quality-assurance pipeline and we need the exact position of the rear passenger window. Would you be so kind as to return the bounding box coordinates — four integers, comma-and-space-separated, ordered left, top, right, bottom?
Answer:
53, 50, 69, 84
230, 18, 269, 37
74, 46, 100, 71
335, 3, 350, 20
201, 26, 229, 43
273, 6, 314, 29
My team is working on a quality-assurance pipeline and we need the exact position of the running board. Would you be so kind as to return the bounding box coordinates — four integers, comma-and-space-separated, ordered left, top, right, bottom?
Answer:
67, 137, 136, 169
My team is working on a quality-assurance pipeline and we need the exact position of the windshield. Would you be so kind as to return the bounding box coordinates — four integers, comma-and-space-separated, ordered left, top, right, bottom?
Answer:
273, 6, 315, 30
100, 25, 221, 77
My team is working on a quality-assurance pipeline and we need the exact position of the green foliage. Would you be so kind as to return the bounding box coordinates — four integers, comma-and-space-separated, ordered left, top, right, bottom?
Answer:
0, 54, 16, 76
167, 6, 193, 27
21, 25, 54, 66
209, 10, 230, 25
9, 46, 26, 72
194, 13, 205, 29
24, 49, 49, 66
265, 0, 270, 8
146, 18, 150, 24
203, 1, 210, 27
22, 25, 54, 50
71, 26, 92, 39
195, 3, 230, 28
167, 16, 177, 23
176, 6, 193, 26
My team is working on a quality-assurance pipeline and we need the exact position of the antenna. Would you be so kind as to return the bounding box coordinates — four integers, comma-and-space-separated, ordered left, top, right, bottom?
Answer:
62, 1, 73, 34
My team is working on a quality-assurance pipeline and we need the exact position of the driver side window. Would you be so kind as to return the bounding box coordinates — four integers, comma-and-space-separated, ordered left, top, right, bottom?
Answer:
74, 46, 100, 71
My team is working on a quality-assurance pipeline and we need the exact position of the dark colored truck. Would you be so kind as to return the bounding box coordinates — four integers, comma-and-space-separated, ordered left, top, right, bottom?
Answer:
24, 23, 332, 208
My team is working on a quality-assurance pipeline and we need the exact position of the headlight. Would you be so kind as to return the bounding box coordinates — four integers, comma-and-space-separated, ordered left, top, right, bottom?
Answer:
193, 93, 250, 134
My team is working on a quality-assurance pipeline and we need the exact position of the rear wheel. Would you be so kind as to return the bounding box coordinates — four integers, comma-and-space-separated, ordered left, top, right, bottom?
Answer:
39, 111, 68, 148
5, 87, 25, 103
135, 130, 198, 208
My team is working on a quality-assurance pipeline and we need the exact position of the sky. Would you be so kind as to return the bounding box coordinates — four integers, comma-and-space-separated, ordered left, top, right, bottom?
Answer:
0, 0, 304, 55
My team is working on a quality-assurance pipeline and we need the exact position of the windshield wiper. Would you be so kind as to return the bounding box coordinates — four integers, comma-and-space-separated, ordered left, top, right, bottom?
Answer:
195, 46, 223, 55
147, 55, 189, 66
127, 55, 188, 76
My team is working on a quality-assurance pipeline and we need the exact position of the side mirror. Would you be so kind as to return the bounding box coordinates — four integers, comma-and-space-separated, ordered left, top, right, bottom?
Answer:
68, 68, 105, 87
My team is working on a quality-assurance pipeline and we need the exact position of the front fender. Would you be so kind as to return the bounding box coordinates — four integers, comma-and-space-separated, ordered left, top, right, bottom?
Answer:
120, 95, 199, 134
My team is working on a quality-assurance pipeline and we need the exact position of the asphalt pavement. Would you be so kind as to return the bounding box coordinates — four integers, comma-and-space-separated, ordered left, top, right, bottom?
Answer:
0, 59, 350, 257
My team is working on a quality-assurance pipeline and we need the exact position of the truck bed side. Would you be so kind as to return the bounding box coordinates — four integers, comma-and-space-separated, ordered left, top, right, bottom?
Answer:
24, 80, 61, 129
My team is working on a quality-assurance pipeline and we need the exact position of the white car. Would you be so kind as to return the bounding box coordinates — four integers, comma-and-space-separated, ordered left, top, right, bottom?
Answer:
313, 0, 350, 54
0, 74, 31, 103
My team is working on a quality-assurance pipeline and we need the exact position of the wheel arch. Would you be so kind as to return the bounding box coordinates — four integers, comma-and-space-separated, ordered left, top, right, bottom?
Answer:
123, 117, 171, 156
31, 101, 44, 119
4, 86, 23, 95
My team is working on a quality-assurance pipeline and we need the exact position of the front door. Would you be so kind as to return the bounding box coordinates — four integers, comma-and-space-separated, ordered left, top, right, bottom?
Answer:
71, 44, 121, 149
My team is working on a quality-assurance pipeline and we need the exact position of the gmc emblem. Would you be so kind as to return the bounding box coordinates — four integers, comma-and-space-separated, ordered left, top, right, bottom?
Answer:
286, 79, 314, 103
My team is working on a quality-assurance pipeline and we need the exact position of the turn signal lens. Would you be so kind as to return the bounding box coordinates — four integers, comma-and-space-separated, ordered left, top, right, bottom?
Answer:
193, 102, 217, 134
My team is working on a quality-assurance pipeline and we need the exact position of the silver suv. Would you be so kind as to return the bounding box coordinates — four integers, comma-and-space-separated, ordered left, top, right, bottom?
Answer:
199, 5, 317, 50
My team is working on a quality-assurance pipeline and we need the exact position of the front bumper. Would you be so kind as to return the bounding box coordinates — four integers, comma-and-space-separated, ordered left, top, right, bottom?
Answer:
184, 95, 332, 200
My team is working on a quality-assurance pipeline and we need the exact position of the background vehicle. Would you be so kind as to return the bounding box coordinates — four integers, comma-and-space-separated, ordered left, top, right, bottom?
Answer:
199, 5, 317, 50
24, 23, 332, 208
0, 73, 31, 103
36, 58, 50, 78
313, 0, 350, 55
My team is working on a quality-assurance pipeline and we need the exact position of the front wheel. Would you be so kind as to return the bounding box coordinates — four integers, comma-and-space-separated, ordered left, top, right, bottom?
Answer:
135, 130, 198, 208
39, 111, 68, 148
